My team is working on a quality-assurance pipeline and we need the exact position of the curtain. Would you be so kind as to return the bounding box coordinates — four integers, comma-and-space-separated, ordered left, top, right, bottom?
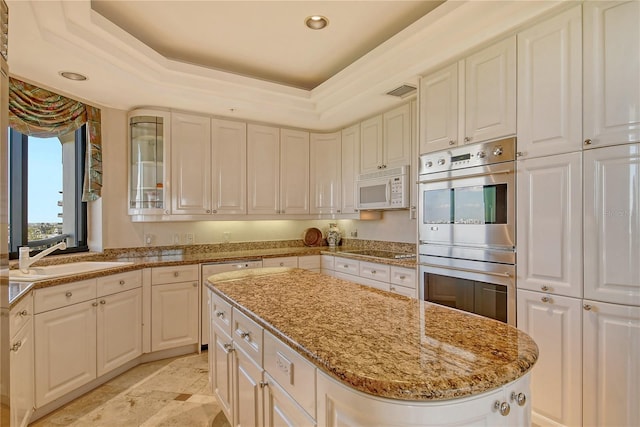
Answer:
8, 77, 102, 201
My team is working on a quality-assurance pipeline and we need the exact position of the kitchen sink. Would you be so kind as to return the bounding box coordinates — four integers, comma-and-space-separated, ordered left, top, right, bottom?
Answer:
9, 261, 134, 282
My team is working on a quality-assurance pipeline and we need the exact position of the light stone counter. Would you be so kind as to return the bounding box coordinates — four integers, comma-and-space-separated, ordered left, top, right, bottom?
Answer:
206, 267, 538, 401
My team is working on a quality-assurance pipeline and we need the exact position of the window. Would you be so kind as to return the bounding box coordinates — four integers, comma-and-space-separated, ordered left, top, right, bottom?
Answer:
8, 125, 88, 258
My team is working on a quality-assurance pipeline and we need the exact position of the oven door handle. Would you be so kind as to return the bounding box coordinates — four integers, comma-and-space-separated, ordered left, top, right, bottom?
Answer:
419, 262, 512, 278
417, 169, 512, 185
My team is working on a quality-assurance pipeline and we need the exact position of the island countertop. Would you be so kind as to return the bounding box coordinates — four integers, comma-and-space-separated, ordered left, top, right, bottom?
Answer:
206, 267, 538, 401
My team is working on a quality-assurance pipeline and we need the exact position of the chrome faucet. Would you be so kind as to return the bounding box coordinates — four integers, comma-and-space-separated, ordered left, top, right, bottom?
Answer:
19, 241, 67, 273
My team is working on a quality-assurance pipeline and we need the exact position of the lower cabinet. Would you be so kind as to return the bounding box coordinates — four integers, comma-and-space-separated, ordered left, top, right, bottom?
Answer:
331, 255, 417, 298
10, 292, 34, 427
264, 372, 316, 427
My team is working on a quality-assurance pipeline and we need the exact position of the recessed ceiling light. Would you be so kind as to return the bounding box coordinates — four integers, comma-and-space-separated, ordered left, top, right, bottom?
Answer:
59, 71, 87, 81
305, 15, 329, 30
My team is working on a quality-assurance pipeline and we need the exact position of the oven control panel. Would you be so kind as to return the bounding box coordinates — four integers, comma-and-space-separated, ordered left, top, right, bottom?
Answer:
419, 137, 516, 175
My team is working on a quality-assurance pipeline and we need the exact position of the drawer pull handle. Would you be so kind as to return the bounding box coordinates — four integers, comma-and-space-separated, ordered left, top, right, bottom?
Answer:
344, 264, 349, 268
239, 331, 251, 339
19, 309, 28, 317
215, 311, 225, 318
119, 280, 125, 285
399, 275, 406, 280
510, 392, 527, 407
259, 381, 269, 389
65, 292, 73, 297
10, 340, 22, 352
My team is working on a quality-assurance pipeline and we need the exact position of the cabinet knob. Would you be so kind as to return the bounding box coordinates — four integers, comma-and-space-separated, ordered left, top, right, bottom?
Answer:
100, 300, 106, 305
516, 151, 524, 157
382, 164, 387, 169
65, 292, 72, 297
212, 210, 217, 214
174, 271, 179, 277
239, 331, 251, 339
493, 146, 503, 156
193, 282, 198, 287
390, 286, 396, 291
448, 140, 455, 145
494, 401, 510, 416
19, 309, 28, 317
216, 311, 225, 318
259, 381, 269, 389
206, 210, 211, 214
511, 392, 527, 407
337, 210, 341, 213
92, 302, 99, 307
541, 285, 549, 291
10, 340, 22, 352
279, 262, 284, 267
541, 296, 552, 303
377, 165, 382, 169
371, 270, 376, 274
437, 158, 446, 166
583, 304, 593, 311
584, 138, 592, 145
464, 136, 471, 143
344, 264, 349, 268
223, 343, 234, 352
119, 280, 125, 285
399, 276, 406, 280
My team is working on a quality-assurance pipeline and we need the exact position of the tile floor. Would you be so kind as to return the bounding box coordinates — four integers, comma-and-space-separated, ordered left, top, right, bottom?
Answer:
30, 352, 231, 427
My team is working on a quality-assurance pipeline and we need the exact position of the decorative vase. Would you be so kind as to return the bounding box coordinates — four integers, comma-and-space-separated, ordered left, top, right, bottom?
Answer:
326, 223, 341, 247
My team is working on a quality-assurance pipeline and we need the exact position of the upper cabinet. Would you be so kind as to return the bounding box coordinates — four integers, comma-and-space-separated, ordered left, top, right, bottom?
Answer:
341, 124, 360, 214
279, 129, 310, 215
212, 119, 247, 214
420, 36, 516, 154
360, 103, 412, 173
310, 132, 342, 214
583, 1, 640, 148
128, 110, 171, 215
517, 6, 583, 158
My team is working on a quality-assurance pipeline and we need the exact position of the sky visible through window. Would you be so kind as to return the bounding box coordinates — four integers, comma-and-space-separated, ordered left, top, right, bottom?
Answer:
27, 136, 63, 223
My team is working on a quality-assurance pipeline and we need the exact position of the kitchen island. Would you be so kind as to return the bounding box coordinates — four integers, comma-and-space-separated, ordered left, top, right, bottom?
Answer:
206, 267, 538, 426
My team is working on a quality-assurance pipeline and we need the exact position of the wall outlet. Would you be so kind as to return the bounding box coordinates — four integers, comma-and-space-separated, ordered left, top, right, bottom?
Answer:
350, 230, 358, 238
173, 233, 181, 245
144, 233, 154, 245
223, 232, 231, 243
185, 233, 195, 245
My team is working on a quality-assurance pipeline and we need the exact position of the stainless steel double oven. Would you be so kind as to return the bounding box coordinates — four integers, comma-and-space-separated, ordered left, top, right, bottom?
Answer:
418, 138, 516, 324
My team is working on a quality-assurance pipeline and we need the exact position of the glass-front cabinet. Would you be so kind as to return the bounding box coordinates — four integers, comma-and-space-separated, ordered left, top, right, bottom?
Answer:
128, 109, 170, 215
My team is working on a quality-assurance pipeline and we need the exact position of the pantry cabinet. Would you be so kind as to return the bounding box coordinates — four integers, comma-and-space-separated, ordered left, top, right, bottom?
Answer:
341, 124, 360, 214
583, 300, 640, 426
310, 131, 342, 214
360, 103, 412, 173
516, 5, 582, 158
420, 36, 516, 154
583, 1, 640, 148
516, 152, 582, 298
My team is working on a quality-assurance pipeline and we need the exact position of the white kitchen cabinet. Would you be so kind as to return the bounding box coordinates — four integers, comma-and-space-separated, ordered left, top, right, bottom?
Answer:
583, 300, 640, 426
360, 103, 412, 173
151, 265, 199, 351
341, 124, 360, 214
212, 118, 247, 214
247, 124, 280, 214
310, 131, 341, 214
317, 370, 529, 427
583, 1, 640, 148
584, 144, 640, 306
280, 128, 310, 214
419, 36, 516, 154
517, 5, 583, 158
298, 255, 321, 273
234, 346, 264, 427
211, 325, 234, 421
262, 256, 298, 268
517, 289, 582, 427
34, 300, 97, 407
390, 266, 417, 298
170, 112, 212, 215
96, 288, 142, 377
321, 254, 335, 277
128, 110, 171, 215
10, 293, 34, 427
516, 152, 582, 298
264, 372, 316, 427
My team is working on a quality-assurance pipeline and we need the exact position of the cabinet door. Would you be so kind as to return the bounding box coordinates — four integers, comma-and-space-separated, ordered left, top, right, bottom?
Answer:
517, 6, 582, 158
584, 144, 640, 305
383, 103, 411, 168
235, 346, 264, 427
583, 1, 640, 148
516, 153, 582, 297
583, 300, 640, 426
341, 124, 360, 214
247, 124, 280, 214
171, 112, 212, 214
34, 301, 97, 407
280, 129, 310, 214
465, 36, 516, 144
517, 289, 582, 427
360, 115, 384, 173
151, 281, 199, 351
264, 373, 316, 427
96, 288, 142, 377
211, 326, 234, 424
420, 62, 458, 154
310, 131, 341, 214
212, 118, 247, 214
10, 319, 34, 427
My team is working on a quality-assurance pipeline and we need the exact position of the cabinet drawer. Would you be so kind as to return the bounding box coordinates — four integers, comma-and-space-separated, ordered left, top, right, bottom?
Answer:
10, 292, 33, 337
389, 284, 416, 298
34, 279, 97, 314
321, 255, 334, 270
390, 266, 416, 288
262, 257, 298, 268
264, 331, 316, 419
298, 255, 320, 270
97, 270, 142, 297
333, 257, 359, 275
359, 261, 391, 283
151, 264, 199, 285
232, 308, 264, 367
210, 291, 233, 337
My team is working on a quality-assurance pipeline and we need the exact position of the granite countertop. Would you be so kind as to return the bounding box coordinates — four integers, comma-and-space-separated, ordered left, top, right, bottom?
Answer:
206, 268, 538, 402
7, 245, 416, 306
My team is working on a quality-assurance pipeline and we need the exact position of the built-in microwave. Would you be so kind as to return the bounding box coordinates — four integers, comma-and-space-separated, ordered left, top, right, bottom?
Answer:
356, 165, 410, 210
